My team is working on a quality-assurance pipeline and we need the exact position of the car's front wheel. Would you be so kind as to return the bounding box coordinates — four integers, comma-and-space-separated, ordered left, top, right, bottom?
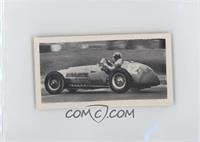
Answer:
44, 71, 65, 94
109, 69, 131, 93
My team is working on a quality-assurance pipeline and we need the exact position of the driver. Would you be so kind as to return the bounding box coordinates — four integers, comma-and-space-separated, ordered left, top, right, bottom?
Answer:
102, 52, 123, 72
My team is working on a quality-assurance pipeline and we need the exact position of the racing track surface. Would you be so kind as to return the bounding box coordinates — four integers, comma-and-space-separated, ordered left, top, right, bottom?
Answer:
41, 85, 167, 103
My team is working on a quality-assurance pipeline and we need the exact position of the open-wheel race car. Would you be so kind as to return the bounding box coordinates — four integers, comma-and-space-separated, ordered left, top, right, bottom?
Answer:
44, 58, 160, 94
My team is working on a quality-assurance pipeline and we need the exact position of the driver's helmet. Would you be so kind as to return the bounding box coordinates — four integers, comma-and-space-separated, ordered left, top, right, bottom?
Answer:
113, 52, 122, 61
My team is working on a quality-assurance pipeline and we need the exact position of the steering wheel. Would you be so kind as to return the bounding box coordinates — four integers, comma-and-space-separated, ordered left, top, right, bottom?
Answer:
99, 58, 113, 66
105, 59, 113, 66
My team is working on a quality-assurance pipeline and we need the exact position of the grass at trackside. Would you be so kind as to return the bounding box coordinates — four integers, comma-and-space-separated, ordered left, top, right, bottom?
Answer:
40, 48, 166, 76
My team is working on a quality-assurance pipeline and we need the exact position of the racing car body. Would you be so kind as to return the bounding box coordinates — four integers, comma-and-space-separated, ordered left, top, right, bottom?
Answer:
44, 59, 160, 94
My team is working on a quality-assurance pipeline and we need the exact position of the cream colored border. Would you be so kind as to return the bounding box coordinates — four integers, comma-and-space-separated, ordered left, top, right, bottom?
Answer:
33, 33, 174, 110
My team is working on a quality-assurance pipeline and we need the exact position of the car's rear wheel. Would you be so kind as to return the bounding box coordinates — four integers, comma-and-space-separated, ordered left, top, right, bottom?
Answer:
44, 71, 65, 94
109, 69, 131, 93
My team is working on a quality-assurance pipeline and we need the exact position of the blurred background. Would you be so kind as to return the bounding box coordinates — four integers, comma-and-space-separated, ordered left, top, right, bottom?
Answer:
40, 39, 166, 76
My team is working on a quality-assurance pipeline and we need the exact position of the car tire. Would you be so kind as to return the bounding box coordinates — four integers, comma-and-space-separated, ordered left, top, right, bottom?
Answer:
44, 71, 65, 94
109, 68, 131, 93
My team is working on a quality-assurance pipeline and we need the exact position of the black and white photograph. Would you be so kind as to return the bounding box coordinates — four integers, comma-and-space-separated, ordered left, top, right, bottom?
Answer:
33, 33, 173, 109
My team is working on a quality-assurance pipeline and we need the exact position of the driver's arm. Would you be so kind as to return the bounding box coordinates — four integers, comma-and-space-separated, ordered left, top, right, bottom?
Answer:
106, 59, 114, 66
114, 58, 123, 68
103, 59, 123, 71
103, 61, 115, 71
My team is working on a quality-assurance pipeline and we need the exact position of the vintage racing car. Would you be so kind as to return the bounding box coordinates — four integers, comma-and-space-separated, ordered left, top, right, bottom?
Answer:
44, 58, 160, 94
